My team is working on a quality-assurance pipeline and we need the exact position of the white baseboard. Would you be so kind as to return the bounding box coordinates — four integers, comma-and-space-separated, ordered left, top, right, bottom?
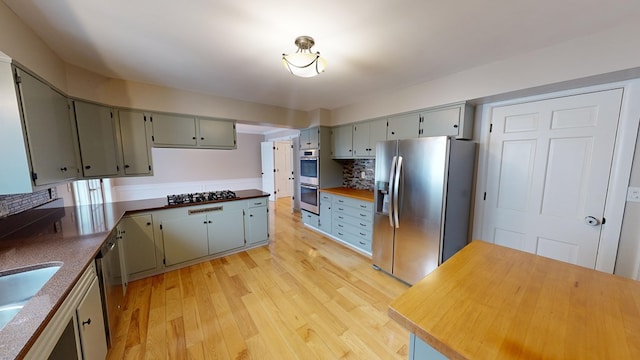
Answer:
107, 177, 263, 202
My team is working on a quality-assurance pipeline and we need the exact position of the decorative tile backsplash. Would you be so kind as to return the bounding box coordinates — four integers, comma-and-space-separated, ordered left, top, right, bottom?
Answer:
341, 159, 375, 190
0, 188, 57, 217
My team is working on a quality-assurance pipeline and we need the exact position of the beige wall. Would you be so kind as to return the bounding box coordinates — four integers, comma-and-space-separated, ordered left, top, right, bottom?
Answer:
111, 133, 263, 186
64, 65, 309, 128
0, 2, 67, 90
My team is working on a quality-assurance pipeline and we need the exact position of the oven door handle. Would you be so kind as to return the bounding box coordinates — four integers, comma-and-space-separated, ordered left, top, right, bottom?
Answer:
300, 184, 319, 190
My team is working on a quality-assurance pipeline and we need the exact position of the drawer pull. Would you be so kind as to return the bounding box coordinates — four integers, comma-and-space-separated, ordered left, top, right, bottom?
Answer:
338, 232, 344, 236
254, 202, 262, 205
338, 224, 344, 228
338, 207, 345, 211
338, 216, 344, 219
338, 199, 345, 203
359, 223, 366, 227
360, 214, 367, 217
359, 241, 366, 245
359, 233, 366, 236
360, 205, 367, 208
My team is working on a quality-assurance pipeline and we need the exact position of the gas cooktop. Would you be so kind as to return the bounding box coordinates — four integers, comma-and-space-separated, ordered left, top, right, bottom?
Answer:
166, 190, 238, 206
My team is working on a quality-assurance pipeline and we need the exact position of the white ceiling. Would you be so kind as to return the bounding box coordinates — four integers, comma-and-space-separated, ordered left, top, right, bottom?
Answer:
4, 0, 640, 115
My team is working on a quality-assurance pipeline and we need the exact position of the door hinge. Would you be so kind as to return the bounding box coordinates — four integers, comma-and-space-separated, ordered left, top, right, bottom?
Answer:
234, 140, 237, 145
273, 169, 276, 172
152, 135, 155, 141
144, 115, 147, 122
110, 111, 113, 118
160, 224, 163, 230
290, 144, 294, 149
483, 192, 487, 200
31, 172, 38, 182
14, 71, 21, 84
273, 146, 276, 150
602, 217, 606, 225
149, 165, 152, 171
163, 258, 166, 265
489, 124, 493, 133
116, 165, 120, 172
150, 116, 153, 122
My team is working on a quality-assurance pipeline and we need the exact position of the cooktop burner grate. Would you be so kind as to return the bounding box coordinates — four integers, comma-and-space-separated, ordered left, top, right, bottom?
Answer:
166, 190, 238, 205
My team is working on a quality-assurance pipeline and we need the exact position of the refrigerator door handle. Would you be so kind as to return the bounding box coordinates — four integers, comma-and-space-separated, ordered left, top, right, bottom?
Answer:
388, 155, 398, 227
393, 156, 403, 228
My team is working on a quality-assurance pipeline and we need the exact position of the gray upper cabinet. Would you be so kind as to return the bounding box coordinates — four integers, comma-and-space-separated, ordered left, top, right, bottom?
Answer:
353, 118, 387, 158
151, 113, 197, 147
387, 112, 420, 140
197, 118, 237, 149
17, 69, 79, 186
118, 110, 153, 176
0, 61, 79, 194
331, 124, 353, 158
74, 101, 121, 177
151, 113, 237, 149
299, 127, 320, 149
419, 102, 474, 139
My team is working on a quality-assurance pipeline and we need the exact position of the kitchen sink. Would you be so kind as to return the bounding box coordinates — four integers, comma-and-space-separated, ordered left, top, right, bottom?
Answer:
0, 263, 61, 330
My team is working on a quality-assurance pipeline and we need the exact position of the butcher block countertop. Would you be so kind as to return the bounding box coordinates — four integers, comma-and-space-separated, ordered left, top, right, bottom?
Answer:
320, 187, 374, 202
388, 240, 640, 360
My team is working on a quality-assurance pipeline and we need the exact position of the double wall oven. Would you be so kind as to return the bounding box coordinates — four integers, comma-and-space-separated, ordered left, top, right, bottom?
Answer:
299, 149, 320, 214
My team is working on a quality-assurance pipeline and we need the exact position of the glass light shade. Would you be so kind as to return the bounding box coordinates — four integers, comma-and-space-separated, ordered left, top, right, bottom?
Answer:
282, 52, 327, 78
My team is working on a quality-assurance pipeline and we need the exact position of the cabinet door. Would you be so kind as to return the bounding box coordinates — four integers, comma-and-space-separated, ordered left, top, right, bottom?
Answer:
151, 113, 197, 146
121, 214, 157, 276
161, 214, 208, 266
198, 118, 237, 148
76, 277, 108, 360
118, 110, 152, 175
74, 101, 120, 177
387, 113, 420, 140
332, 125, 353, 158
319, 193, 332, 233
352, 122, 370, 157
208, 206, 245, 253
16, 69, 78, 185
246, 206, 268, 244
300, 128, 319, 149
369, 118, 388, 152
419, 106, 461, 137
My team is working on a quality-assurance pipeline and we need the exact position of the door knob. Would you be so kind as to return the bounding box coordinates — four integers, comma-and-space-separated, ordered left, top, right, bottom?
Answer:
584, 216, 601, 226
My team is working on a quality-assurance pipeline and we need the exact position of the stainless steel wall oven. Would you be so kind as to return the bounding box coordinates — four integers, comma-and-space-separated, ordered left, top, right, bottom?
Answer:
299, 149, 319, 186
300, 183, 319, 214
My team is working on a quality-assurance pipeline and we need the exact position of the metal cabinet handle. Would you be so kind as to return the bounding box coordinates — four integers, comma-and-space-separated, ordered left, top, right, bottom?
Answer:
82, 318, 91, 326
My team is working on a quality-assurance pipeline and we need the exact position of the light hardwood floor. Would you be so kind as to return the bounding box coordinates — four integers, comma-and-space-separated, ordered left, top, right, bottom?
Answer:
107, 198, 410, 359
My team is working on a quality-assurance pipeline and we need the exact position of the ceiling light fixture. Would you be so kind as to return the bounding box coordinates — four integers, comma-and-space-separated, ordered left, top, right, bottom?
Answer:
282, 36, 326, 78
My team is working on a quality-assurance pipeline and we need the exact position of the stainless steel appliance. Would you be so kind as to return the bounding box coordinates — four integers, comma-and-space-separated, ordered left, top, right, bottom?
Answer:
373, 136, 475, 284
299, 149, 319, 186
300, 183, 320, 214
95, 230, 127, 347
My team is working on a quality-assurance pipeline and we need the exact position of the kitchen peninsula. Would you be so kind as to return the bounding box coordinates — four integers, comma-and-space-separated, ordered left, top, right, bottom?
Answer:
0, 189, 269, 360
389, 241, 640, 359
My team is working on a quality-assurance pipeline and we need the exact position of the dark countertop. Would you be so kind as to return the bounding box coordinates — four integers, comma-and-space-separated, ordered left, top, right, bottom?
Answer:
0, 189, 268, 360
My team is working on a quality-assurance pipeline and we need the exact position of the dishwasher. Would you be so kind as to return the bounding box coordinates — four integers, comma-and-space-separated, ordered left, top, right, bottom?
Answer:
95, 229, 128, 347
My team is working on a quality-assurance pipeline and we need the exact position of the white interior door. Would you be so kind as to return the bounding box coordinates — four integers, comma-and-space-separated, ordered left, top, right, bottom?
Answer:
260, 142, 275, 201
276, 141, 292, 198
482, 88, 623, 269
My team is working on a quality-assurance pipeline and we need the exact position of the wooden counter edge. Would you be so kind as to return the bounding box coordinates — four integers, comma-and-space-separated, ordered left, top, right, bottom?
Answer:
320, 187, 374, 202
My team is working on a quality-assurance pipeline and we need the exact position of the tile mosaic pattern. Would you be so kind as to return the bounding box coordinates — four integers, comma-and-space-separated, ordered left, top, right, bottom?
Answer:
341, 159, 375, 190
0, 188, 57, 217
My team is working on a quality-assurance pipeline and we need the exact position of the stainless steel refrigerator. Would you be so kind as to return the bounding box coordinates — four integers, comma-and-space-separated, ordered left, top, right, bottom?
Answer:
373, 136, 476, 284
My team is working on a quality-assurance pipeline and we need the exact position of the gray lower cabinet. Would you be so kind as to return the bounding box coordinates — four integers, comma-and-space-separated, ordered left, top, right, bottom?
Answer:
157, 198, 269, 268
245, 198, 269, 244
75, 277, 109, 360
206, 201, 245, 254
319, 193, 332, 233
332, 195, 373, 254
121, 214, 157, 277
409, 333, 447, 360
26, 265, 106, 360
73, 100, 121, 177
160, 210, 209, 266
0, 63, 79, 194
301, 210, 319, 227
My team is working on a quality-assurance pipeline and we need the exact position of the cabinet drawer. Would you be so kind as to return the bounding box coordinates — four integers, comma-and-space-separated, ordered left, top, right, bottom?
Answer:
332, 213, 372, 232
247, 197, 268, 208
333, 219, 372, 239
332, 204, 373, 222
320, 193, 332, 202
302, 210, 319, 227
332, 228, 372, 253
333, 196, 373, 213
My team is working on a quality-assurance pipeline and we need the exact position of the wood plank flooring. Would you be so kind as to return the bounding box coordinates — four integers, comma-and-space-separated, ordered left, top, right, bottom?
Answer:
107, 198, 410, 359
